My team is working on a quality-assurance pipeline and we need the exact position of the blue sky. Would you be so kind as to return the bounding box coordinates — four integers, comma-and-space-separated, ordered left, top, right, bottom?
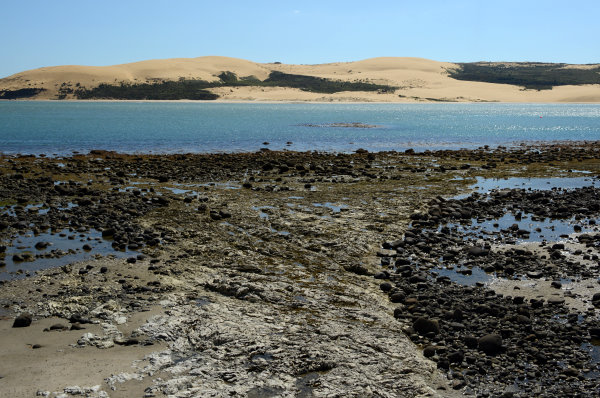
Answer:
2, 0, 599, 78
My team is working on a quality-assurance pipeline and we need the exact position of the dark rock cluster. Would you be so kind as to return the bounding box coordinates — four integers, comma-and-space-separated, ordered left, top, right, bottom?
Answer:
379, 186, 600, 396
0, 172, 171, 274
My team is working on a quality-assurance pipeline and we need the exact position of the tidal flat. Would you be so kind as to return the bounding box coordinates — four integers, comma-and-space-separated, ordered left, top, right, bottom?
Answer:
1, 143, 599, 397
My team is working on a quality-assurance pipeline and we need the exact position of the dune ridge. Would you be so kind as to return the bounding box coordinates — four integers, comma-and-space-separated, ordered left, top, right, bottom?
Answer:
1, 56, 599, 102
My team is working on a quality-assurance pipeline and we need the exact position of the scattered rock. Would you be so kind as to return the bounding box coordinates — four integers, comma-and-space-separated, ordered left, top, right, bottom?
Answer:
12, 313, 32, 328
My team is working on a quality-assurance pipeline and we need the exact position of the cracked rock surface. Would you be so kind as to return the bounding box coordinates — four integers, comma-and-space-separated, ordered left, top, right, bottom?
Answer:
0, 144, 599, 397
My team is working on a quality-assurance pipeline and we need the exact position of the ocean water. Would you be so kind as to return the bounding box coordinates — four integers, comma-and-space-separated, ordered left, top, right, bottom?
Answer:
0, 102, 599, 155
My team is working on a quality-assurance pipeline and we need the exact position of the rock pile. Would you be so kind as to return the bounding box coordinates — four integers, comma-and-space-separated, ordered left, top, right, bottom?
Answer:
380, 186, 600, 396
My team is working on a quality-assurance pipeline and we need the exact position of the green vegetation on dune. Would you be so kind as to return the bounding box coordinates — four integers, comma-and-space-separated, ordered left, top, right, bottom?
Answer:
262, 71, 396, 93
448, 62, 600, 90
74, 79, 219, 100
0, 88, 46, 99
71, 71, 396, 100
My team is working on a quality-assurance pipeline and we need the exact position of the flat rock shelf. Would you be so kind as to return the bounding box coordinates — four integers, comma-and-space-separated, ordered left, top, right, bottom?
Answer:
0, 142, 599, 397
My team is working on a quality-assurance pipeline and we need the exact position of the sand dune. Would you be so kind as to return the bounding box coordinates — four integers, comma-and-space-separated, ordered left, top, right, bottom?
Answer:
1, 56, 599, 102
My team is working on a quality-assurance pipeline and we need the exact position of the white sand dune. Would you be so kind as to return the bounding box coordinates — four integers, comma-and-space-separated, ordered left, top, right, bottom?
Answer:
1, 56, 599, 102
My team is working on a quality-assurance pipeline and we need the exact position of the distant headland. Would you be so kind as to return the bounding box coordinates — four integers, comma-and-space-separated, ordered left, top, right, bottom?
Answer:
1, 56, 599, 102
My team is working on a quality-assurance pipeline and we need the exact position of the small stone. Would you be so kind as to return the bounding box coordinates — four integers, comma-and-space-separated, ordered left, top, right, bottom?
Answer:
389, 292, 405, 303
526, 271, 543, 279
463, 335, 478, 349
34, 241, 49, 250
547, 297, 565, 305
448, 350, 464, 364
373, 271, 389, 280
70, 323, 85, 331
467, 246, 488, 257
379, 282, 393, 292
550, 281, 562, 289
49, 323, 68, 331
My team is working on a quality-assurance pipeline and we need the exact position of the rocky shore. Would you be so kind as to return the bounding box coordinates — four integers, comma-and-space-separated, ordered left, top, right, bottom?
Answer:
0, 143, 599, 397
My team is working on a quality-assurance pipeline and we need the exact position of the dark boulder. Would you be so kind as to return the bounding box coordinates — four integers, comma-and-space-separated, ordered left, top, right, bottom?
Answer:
413, 317, 440, 335
478, 334, 503, 355
422, 345, 436, 358
12, 313, 32, 328
466, 246, 488, 257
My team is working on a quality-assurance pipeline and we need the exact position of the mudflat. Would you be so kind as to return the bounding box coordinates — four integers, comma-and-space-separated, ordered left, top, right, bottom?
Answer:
1, 143, 599, 397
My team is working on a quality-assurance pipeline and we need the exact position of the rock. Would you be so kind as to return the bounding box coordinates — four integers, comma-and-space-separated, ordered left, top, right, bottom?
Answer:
467, 246, 488, 257
377, 249, 396, 257
379, 282, 392, 292
343, 263, 369, 275
452, 379, 466, 390
463, 335, 478, 349
70, 323, 85, 331
526, 271, 544, 279
453, 309, 464, 321
69, 314, 93, 324
551, 281, 562, 289
422, 345, 436, 358
373, 271, 389, 280
101, 228, 115, 237
115, 337, 139, 346
478, 334, 503, 355
209, 211, 222, 220
547, 297, 565, 305
563, 367, 579, 377
515, 315, 531, 324
448, 350, 464, 364
13, 313, 32, 328
389, 292, 405, 303
34, 241, 49, 250
413, 317, 440, 335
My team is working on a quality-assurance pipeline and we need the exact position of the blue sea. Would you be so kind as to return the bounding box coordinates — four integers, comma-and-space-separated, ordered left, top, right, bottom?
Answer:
0, 102, 599, 155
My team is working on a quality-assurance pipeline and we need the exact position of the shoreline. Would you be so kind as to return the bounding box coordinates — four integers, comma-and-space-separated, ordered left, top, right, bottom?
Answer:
2, 140, 599, 160
1, 145, 599, 397
3, 98, 600, 104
